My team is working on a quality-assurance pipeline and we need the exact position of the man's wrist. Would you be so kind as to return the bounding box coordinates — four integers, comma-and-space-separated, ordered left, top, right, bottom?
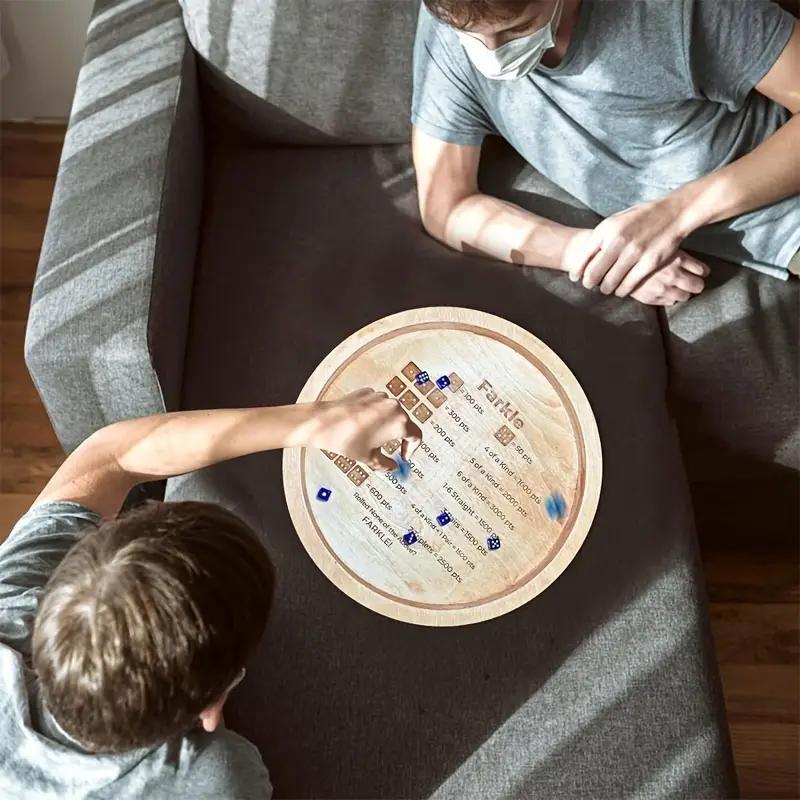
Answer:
514, 222, 585, 273
559, 227, 594, 274
664, 180, 714, 237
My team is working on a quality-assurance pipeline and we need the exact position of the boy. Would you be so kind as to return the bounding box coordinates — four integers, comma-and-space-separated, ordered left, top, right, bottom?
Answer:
0, 390, 420, 798
412, 0, 800, 305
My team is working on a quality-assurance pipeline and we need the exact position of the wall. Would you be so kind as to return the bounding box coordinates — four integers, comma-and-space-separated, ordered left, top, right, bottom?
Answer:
1, 0, 94, 121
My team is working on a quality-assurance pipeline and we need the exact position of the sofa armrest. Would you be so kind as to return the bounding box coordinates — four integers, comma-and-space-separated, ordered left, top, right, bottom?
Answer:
25, 0, 203, 453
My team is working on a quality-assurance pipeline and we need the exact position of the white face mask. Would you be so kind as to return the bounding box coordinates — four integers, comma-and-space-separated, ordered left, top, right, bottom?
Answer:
457, 0, 564, 81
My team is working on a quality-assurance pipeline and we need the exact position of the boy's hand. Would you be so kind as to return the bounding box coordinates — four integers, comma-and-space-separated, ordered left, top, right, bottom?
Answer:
310, 389, 422, 471
565, 199, 709, 301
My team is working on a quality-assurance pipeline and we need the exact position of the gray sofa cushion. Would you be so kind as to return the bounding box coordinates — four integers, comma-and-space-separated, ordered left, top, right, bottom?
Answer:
664, 259, 799, 553
25, 0, 202, 451
665, 261, 799, 481
179, 0, 419, 144
166, 137, 736, 798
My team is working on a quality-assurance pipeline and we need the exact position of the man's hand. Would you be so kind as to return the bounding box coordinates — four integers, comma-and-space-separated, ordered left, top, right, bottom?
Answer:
563, 204, 709, 305
567, 199, 709, 297
310, 389, 422, 471
625, 255, 708, 306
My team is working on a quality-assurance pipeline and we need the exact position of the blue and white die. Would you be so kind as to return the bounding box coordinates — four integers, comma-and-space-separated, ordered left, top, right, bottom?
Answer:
415, 371, 430, 385
403, 530, 418, 546
391, 454, 411, 481
487, 535, 501, 551
316, 487, 332, 502
436, 511, 452, 526
435, 375, 451, 389
545, 491, 567, 520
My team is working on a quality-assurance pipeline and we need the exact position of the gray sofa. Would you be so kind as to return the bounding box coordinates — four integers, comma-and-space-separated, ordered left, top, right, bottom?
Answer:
26, 0, 798, 797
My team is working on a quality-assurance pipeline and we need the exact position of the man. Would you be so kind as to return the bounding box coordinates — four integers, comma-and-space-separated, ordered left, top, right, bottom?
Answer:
412, 0, 800, 305
0, 390, 420, 798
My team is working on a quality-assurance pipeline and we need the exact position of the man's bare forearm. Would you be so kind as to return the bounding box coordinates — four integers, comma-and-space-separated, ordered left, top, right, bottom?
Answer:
412, 127, 584, 271
430, 191, 582, 270
670, 20, 800, 233
671, 113, 800, 235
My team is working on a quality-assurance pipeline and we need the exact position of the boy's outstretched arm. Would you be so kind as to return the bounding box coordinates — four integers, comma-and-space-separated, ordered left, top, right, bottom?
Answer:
35, 390, 422, 519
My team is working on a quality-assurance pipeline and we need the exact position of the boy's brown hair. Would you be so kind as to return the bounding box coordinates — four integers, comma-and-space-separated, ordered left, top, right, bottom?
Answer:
32, 500, 274, 753
424, 0, 537, 29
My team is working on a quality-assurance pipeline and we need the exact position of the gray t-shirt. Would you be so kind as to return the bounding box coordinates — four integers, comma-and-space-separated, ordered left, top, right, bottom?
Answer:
412, 0, 799, 278
0, 502, 272, 800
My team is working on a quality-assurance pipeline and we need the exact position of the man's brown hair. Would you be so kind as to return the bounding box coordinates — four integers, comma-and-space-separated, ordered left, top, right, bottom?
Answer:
423, 0, 536, 29
32, 500, 274, 753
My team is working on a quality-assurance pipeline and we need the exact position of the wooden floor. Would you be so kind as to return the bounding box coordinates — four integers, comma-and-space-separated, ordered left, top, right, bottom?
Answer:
1, 122, 798, 798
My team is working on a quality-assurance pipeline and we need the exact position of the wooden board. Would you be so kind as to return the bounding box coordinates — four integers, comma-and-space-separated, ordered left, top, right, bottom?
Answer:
283, 307, 602, 626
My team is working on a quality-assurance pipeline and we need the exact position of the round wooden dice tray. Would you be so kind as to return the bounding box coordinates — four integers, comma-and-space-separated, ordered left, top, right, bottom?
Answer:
283, 307, 602, 626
